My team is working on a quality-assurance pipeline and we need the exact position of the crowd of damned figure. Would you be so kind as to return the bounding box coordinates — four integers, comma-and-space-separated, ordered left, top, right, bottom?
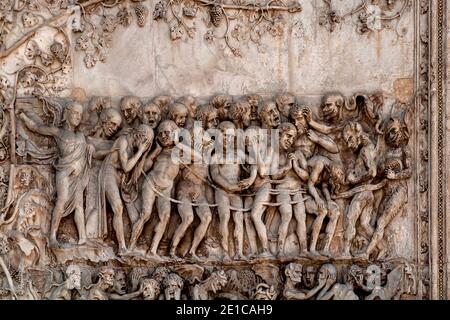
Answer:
16, 91, 412, 262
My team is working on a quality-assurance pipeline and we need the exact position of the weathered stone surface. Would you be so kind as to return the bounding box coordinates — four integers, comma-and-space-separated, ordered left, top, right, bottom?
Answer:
0, 0, 448, 300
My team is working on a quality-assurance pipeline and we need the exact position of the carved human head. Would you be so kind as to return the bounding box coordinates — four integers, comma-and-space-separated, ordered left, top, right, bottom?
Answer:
66, 265, 82, 290
135, 124, 154, 148
163, 273, 184, 300
321, 93, 344, 123
343, 122, 364, 152
64, 101, 84, 128
168, 103, 188, 128
97, 266, 115, 288
196, 105, 218, 130
141, 103, 161, 129
89, 96, 109, 114
258, 101, 280, 128
157, 120, 179, 147
140, 278, 161, 300
99, 108, 122, 138
217, 121, 236, 150
152, 267, 170, 283
303, 265, 317, 289
385, 117, 409, 148
289, 106, 309, 135
326, 163, 346, 194
275, 93, 296, 118
178, 96, 198, 118
206, 270, 228, 293
253, 283, 278, 300
120, 96, 141, 124
211, 95, 232, 121
279, 122, 297, 150
245, 94, 262, 121
285, 263, 303, 284
229, 100, 251, 128
318, 264, 337, 285
113, 269, 127, 295
152, 95, 173, 118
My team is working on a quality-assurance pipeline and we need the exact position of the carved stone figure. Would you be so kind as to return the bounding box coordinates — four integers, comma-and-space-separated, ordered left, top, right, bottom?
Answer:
120, 96, 142, 128
283, 263, 325, 300
45, 265, 81, 300
129, 120, 180, 258
18, 102, 92, 248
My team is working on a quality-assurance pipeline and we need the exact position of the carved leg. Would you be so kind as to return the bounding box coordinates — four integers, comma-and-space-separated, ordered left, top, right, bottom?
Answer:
231, 194, 244, 260
49, 173, 70, 247
309, 206, 327, 255
244, 197, 258, 258
293, 193, 308, 255
276, 191, 293, 258
129, 182, 156, 251
189, 203, 212, 258
364, 188, 406, 256
342, 191, 371, 257
170, 196, 194, 258
215, 189, 231, 261
149, 195, 172, 256
322, 201, 340, 256
250, 185, 272, 257
105, 177, 127, 253
359, 202, 374, 240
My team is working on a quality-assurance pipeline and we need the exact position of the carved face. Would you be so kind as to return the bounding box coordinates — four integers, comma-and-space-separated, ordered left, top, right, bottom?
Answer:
260, 102, 280, 128
322, 94, 343, 123
113, 271, 127, 295
208, 271, 228, 293
212, 96, 231, 121
169, 104, 188, 128
246, 95, 261, 121
99, 268, 115, 288
142, 104, 161, 129
142, 280, 159, 300
285, 263, 303, 284
164, 280, 181, 300
20, 71, 38, 88
343, 123, 363, 152
102, 112, 122, 138
386, 120, 405, 147
291, 113, 308, 135
276, 95, 296, 118
67, 268, 82, 290
303, 266, 316, 288
121, 98, 141, 124
279, 125, 296, 150
66, 103, 83, 128
218, 122, 236, 150
318, 264, 337, 284
157, 121, 178, 147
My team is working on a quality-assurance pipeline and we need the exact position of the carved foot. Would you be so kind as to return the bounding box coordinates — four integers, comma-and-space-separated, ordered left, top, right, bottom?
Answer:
320, 250, 334, 258
169, 252, 183, 262
298, 250, 310, 258
234, 253, 247, 261
146, 251, 164, 262
78, 238, 87, 245
186, 252, 205, 262
258, 250, 274, 259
